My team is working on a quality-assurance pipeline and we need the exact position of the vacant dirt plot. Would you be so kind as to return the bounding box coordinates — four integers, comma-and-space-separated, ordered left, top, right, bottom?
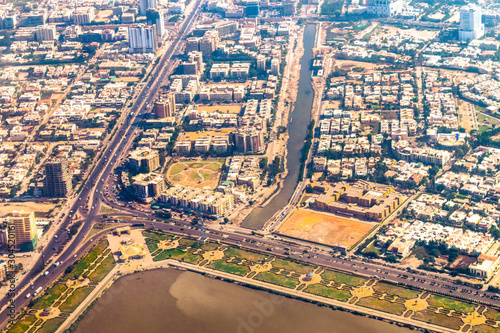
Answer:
278, 209, 374, 248
0, 202, 56, 217
198, 105, 242, 114
115, 77, 140, 82
167, 160, 223, 189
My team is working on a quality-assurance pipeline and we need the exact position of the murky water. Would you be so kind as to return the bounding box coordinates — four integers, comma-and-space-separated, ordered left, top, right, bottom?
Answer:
75, 268, 412, 333
242, 24, 317, 229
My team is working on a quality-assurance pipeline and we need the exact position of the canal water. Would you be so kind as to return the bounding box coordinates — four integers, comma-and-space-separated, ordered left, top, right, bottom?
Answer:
241, 24, 317, 229
75, 269, 411, 333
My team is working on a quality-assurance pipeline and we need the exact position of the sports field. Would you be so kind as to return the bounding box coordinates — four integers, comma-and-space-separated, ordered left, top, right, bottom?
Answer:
278, 209, 374, 248
167, 160, 223, 189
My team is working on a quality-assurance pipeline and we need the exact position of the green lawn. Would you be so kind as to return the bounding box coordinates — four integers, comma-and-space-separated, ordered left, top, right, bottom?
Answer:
477, 113, 500, 133
65, 239, 109, 280
178, 238, 198, 247
254, 272, 300, 289
321, 270, 367, 287
37, 318, 65, 333
484, 308, 500, 321
88, 254, 115, 282
271, 258, 315, 274
357, 297, 406, 315
169, 163, 185, 175
304, 284, 351, 302
427, 295, 476, 313
201, 242, 220, 251
372, 282, 420, 299
224, 247, 268, 263
411, 310, 464, 330
153, 249, 201, 264
471, 324, 500, 333
33, 284, 67, 310
59, 287, 93, 313
145, 238, 159, 253
142, 230, 174, 242
206, 260, 250, 276
7, 315, 37, 333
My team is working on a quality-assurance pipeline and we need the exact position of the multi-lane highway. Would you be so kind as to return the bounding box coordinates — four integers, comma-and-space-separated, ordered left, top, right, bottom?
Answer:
0, 0, 203, 328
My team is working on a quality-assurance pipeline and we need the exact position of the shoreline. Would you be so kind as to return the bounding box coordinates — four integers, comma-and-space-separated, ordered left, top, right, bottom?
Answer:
62, 261, 450, 333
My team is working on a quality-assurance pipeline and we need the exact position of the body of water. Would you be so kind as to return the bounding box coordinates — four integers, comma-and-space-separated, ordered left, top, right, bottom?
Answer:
75, 269, 412, 333
241, 24, 317, 229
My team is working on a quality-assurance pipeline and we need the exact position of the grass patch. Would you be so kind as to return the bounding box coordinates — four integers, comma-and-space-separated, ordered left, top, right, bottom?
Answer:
142, 230, 174, 242
99, 205, 121, 214
37, 318, 65, 333
484, 308, 500, 321
304, 284, 351, 302
153, 249, 201, 264
201, 242, 220, 251
178, 238, 198, 247
7, 315, 37, 333
427, 295, 476, 313
321, 270, 367, 287
271, 258, 315, 274
357, 297, 406, 315
372, 282, 420, 299
65, 239, 109, 280
254, 271, 300, 289
33, 284, 67, 310
59, 287, 93, 313
206, 260, 250, 276
471, 324, 500, 333
224, 247, 268, 263
362, 241, 382, 256
145, 238, 159, 253
88, 254, 115, 282
411, 310, 464, 330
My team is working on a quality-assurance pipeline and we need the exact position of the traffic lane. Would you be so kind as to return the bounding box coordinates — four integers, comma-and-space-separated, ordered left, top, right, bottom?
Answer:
0, 0, 203, 323
143, 221, 500, 305
0, 229, 116, 327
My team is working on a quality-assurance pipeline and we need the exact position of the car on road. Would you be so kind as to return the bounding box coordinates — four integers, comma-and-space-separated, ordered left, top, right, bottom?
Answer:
43, 271, 49, 276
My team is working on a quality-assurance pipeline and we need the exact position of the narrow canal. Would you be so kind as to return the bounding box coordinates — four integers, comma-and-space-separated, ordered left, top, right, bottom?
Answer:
242, 24, 317, 229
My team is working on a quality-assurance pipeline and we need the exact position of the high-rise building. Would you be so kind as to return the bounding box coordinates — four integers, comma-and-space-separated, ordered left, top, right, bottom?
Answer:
35, 24, 57, 41
459, 5, 484, 42
154, 93, 176, 118
43, 159, 72, 198
245, 0, 260, 17
146, 8, 165, 38
8, 210, 38, 252
128, 24, 157, 53
234, 128, 265, 153
129, 148, 160, 172
139, 0, 158, 16
185, 37, 200, 53
199, 31, 219, 56
367, 0, 402, 17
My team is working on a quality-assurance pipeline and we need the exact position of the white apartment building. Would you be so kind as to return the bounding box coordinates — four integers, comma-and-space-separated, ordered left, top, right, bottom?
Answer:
367, 0, 402, 17
459, 5, 484, 42
35, 24, 57, 41
139, 0, 158, 16
128, 24, 157, 54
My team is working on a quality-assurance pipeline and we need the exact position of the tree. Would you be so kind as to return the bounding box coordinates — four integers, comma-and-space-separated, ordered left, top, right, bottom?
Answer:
223, 217, 229, 224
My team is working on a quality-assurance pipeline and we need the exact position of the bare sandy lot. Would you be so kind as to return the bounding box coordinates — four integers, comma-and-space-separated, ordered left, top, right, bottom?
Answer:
278, 209, 374, 249
0, 202, 56, 217
198, 105, 242, 114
